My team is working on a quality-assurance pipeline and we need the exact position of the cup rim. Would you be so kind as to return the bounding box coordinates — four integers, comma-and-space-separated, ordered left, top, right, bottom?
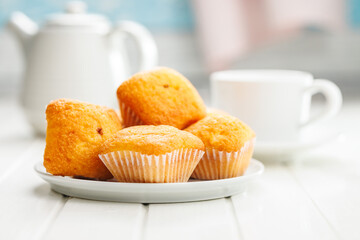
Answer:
211, 69, 314, 83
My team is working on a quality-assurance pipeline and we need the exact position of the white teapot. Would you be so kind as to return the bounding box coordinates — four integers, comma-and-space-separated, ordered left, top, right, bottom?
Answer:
7, 1, 158, 134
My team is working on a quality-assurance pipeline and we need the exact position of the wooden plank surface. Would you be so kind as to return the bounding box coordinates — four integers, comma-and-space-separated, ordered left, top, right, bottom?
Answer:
289, 155, 360, 240
0, 98, 34, 178
231, 166, 338, 240
0, 140, 68, 240
286, 103, 360, 240
145, 198, 241, 240
43, 199, 146, 240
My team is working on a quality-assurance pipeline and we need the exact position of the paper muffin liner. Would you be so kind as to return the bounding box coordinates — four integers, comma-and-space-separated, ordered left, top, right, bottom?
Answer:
119, 102, 144, 127
99, 148, 204, 183
191, 138, 255, 180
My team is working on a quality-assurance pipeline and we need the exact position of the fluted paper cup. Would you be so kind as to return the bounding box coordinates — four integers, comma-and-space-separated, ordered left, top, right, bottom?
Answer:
99, 148, 204, 183
191, 138, 255, 180
119, 102, 144, 127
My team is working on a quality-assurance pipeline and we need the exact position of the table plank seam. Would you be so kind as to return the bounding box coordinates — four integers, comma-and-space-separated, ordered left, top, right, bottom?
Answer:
0, 139, 40, 184
227, 197, 244, 240
34, 195, 69, 240
135, 204, 149, 240
286, 166, 342, 240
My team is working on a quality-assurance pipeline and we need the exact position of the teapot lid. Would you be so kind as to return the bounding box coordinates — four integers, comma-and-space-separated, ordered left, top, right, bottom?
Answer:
45, 1, 110, 32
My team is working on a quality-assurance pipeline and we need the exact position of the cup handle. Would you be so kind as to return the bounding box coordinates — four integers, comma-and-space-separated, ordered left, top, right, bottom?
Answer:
114, 21, 158, 71
301, 79, 342, 127
108, 21, 158, 87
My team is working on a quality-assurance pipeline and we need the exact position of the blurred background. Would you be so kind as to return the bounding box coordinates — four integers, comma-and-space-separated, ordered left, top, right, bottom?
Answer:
0, 0, 359, 104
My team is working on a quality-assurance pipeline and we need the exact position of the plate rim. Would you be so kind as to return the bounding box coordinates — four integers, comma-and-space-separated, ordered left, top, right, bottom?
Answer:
34, 159, 264, 188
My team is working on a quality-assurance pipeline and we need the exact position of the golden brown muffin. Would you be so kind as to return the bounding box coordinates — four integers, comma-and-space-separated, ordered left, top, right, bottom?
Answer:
186, 113, 255, 152
117, 67, 206, 129
185, 113, 256, 179
44, 99, 122, 180
99, 125, 205, 183
100, 125, 204, 155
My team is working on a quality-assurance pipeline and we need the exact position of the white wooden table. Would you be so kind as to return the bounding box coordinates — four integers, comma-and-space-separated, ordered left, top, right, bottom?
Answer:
1, 96, 359, 240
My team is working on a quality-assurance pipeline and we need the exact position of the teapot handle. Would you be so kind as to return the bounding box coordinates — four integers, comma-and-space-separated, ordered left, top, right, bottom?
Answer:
108, 21, 158, 86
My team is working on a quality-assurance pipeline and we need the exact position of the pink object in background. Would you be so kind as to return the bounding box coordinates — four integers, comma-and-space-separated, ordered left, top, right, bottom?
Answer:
192, 0, 346, 71
267, 0, 345, 32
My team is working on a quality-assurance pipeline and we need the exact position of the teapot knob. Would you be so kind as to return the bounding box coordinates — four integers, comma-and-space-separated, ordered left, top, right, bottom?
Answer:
66, 1, 87, 14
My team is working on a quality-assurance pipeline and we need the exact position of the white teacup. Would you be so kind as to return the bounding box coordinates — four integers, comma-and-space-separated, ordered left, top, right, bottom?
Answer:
211, 70, 342, 142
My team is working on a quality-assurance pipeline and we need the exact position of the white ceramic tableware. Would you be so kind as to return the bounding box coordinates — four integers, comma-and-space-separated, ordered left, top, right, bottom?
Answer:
7, 1, 158, 134
211, 70, 342, 142
34, 159, 264, 203
254, 127, 343, 160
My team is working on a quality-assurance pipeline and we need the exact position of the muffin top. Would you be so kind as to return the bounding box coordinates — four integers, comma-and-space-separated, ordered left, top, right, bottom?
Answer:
116, 67, 206, 129
100, 125, 205, 155
47, 98, 116, 116
46, 98, 122, 139
185, 113, 255, 152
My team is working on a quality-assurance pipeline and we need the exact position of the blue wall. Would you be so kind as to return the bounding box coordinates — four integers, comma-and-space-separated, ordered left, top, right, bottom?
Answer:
0, 0, 194, 31
1, 0, 359, 30
349, 0, 360, 27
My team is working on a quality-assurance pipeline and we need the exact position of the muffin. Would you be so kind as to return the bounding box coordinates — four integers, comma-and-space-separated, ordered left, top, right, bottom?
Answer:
98, 125, 205, 183
44, 99, 122, 180
116, 67, 206, 129
185, 113, 255, 180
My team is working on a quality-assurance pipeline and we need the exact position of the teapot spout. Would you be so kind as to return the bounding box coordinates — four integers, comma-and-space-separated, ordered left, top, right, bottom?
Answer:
7, 12, 38, 55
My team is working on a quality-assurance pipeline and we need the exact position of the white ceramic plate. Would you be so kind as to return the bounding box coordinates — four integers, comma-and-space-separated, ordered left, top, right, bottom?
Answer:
34, 159, 264, 203
254, 128, 343, 160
